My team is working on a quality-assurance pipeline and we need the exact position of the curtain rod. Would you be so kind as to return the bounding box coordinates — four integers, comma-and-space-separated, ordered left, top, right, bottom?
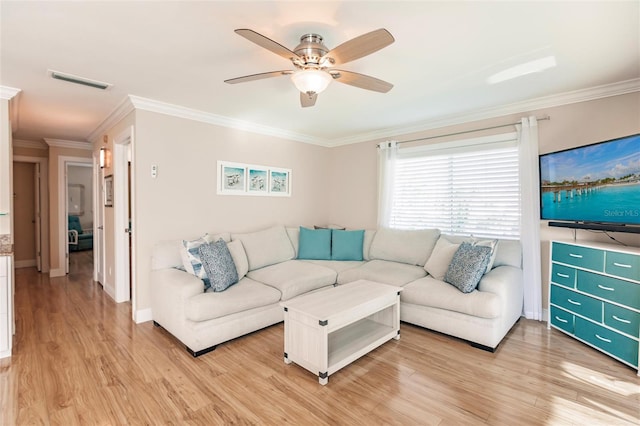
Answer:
391, 115, 550, 146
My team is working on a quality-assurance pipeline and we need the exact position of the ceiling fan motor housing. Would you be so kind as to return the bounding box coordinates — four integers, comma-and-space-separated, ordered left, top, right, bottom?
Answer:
293, 34, 331, 68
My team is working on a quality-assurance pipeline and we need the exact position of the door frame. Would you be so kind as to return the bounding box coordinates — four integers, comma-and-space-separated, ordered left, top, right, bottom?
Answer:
113, 126, 136, 314
13, 155, 49, 273
54, 156, 92, 277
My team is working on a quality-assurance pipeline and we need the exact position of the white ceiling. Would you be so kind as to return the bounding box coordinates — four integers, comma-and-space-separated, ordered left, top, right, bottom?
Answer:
1, 1, 639, 147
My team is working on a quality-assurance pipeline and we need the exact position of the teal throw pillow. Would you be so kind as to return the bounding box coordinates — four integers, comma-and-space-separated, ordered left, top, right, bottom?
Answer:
297, 227, 331, 260
331, 229, 364, 261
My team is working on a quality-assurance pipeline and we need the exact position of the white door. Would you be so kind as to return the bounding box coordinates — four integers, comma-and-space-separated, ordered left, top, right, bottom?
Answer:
113, 127, 133, 304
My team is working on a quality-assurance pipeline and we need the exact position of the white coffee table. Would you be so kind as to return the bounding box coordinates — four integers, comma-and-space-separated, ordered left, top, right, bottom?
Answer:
281, 279, 403, 385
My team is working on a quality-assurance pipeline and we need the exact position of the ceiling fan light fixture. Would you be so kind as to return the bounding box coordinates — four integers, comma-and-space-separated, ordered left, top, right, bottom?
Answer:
291, 69, 332, 94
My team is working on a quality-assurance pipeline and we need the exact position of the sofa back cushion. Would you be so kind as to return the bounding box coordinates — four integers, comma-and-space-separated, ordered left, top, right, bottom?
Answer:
232, 225, 295, 271
227, 239, 249, 279
369, 227, 440, 266
493, 239, 522, 268
363, 229, 376, 261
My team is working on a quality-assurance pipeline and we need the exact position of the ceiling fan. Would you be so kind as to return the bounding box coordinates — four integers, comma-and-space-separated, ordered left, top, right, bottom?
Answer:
224, 28, 395, 107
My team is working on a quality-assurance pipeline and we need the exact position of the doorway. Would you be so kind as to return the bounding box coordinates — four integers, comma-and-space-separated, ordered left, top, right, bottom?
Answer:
67, 163, 94, 274
13, 156, 49, 273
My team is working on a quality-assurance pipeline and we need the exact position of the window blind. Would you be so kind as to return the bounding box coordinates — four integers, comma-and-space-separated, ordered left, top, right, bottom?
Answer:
388, 138, 520, 239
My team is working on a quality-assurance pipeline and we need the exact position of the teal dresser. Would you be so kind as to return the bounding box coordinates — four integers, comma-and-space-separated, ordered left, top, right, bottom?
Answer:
549, 240, 640, 374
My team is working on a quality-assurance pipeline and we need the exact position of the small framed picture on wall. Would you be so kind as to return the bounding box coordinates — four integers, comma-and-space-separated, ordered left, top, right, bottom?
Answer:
218, 161, 246, 194
104, 175, 114, 207
269, 168, 291, 197
247, 167, 269, 195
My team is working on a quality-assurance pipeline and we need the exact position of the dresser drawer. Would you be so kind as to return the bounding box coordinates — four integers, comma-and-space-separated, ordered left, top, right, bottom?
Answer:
550, 284, 602, 322
605, 251, 640, 282
550, 263, 576, 288
575, 317, 639, 367
552, 243, 604, 272
550, 306, 574, 334
577, 270, 640, 310
604, 303, 640, 338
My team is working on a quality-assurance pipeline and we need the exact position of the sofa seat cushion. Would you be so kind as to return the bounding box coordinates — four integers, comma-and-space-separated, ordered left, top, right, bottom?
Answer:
186, 277, 281, 322
337, 259, 427, 286
402, 276, 501, 319
302, 259, 365, 274
247, 260, 337, 301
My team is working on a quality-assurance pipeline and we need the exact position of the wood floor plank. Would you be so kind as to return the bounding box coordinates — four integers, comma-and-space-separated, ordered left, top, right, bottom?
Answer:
2, 254, 639, 425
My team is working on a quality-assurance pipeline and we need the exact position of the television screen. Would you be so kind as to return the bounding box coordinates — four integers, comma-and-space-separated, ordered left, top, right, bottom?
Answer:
539, 133, 640, 225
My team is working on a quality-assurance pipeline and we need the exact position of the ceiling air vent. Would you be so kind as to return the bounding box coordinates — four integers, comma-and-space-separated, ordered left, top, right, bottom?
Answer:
48, 69, 112, 90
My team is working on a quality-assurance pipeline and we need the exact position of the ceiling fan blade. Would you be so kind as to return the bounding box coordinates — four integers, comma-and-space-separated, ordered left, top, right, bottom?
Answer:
323, 28, 394, 66
224, 70, 293, 84
300, 92, 317, 108
331, 70, 393, 93
235, 29, 301, 62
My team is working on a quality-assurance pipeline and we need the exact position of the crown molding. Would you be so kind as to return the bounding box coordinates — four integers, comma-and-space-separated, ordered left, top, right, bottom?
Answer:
325, 78, 640, 147
90, 78, 640, 149
128, 95, 329, 147
0, 86, 21, 100
0, 85, 22, 132
13, 139, 47, 150
44, 138, 92, 150
87, 96, 136, 143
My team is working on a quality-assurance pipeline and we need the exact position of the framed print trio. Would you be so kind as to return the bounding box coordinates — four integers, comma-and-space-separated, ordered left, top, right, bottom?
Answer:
218, 161, 291, 197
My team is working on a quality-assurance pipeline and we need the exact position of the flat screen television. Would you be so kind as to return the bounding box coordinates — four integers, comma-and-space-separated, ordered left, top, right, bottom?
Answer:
539, 133, 640, 233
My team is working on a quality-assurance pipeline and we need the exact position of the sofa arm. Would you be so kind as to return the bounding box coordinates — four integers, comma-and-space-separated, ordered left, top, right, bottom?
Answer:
478, 265, 524, 322
150, 268, 204, 333
478, 265, 522, 295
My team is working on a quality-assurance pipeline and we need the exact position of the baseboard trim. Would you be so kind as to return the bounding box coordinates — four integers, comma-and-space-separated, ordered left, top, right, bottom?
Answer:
14, 259, 36, 268
135, 308, 153, 324
49, 268, 65, 278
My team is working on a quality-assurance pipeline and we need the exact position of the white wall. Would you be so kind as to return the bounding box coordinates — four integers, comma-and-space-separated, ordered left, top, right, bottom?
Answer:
98, 92, 640, 319
101, 109, 333, 316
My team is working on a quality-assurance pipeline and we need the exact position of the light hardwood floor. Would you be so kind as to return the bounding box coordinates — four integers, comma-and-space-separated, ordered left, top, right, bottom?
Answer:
1, 253, 639, 425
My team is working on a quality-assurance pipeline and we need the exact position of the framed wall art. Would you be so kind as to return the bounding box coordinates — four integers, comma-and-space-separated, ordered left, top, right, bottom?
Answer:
104, 175, 113, 207
217, 161, 291, 197
269, 168, 291, 196
218, 161, 246, 194
247, 166, 269, 195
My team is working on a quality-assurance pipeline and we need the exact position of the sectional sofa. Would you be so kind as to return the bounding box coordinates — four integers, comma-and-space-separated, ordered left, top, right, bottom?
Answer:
150, 225, 523, 356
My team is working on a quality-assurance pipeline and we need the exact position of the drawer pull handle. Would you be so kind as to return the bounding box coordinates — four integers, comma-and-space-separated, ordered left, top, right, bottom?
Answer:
567, 299, 581, 306
595, 334, 612, 343
569, 253, 583, 259
554, 316, 569, 324
612, 315, 631, 324
613, 262, 632, 269
556, 273, 570, 278
597, 284, 615, 291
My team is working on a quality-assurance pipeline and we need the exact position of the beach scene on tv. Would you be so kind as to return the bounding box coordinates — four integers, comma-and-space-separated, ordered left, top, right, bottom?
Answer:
540, 134, 640, 224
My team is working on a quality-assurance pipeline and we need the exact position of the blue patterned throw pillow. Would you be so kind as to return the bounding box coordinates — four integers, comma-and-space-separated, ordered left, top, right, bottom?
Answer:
199, 239, 239, 292
181, 234, 212, 289
444, 242, 492, 293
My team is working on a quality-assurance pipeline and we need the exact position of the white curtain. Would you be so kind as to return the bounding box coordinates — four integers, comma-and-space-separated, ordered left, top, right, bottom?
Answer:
377, 141, 398, 227
517, 116, 543, 320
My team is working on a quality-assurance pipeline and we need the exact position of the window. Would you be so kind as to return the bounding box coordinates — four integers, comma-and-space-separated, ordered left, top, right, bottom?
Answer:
385, 133, 520, 239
